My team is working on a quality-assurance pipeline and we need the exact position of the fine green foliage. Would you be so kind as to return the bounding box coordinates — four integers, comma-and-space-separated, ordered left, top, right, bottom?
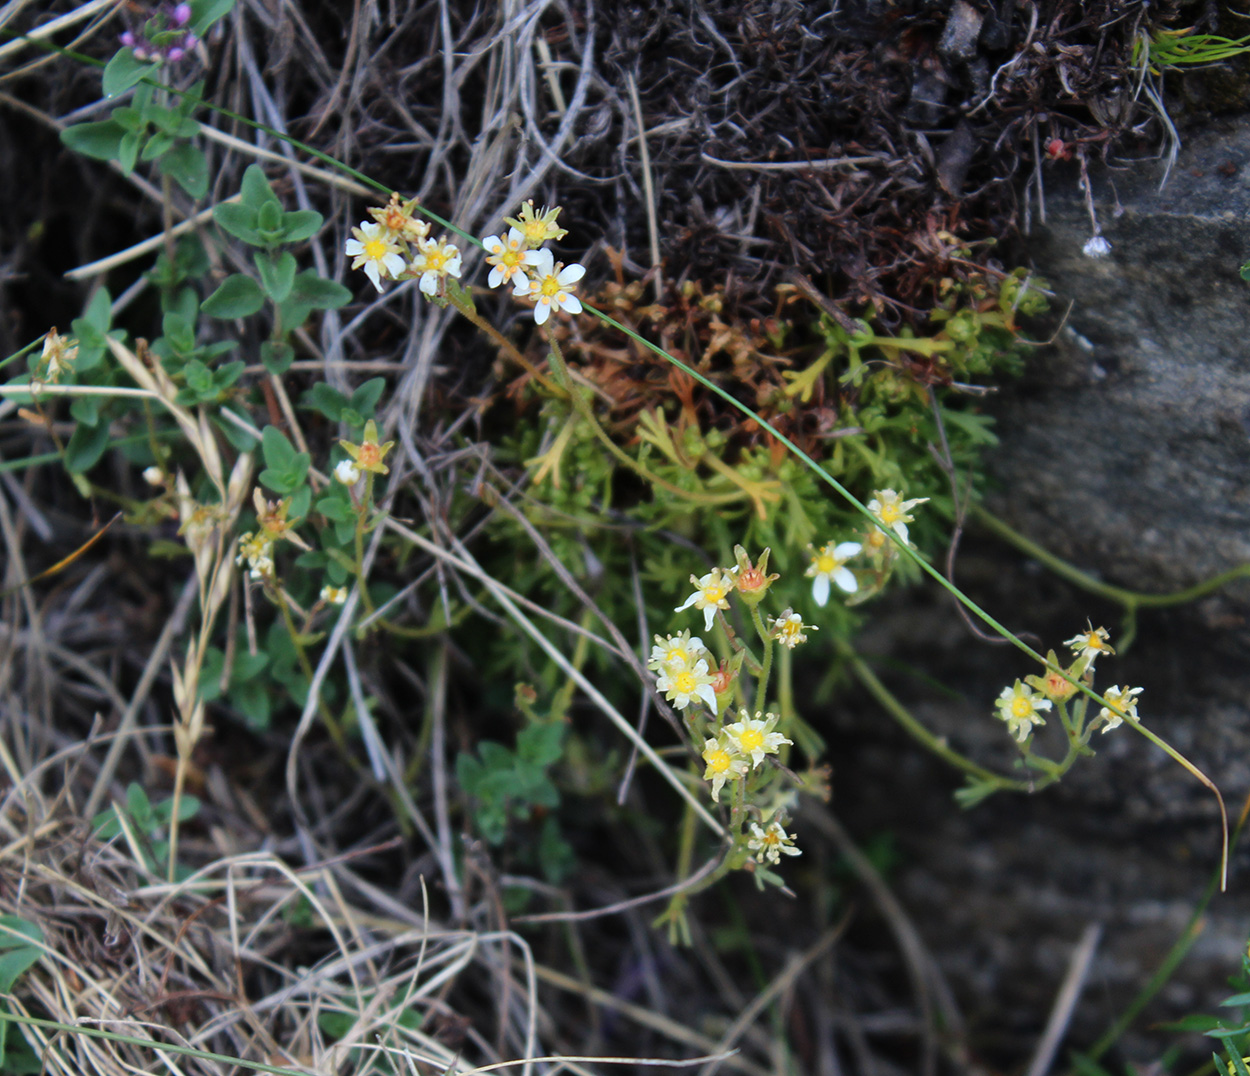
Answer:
92, 783, 201, 878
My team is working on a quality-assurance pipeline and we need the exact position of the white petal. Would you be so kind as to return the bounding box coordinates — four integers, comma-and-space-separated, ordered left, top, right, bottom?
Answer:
481, 234, 503, 252
506, 226, 526, 246
363, 261, 384, 292
488, 265, 505, 289
812, 574, 830, 607
557, 263, 585, 285
419, 272, 438, 296
345, 239, 364, 256
696, 685, 718, 710
533, 300, 551, 325
529, 248, 554, 274
892, 522, 910, 544
559, 294, 582, 315
834, 541, 862, 560
702, 607, 716, 632
833, 567, 858, 594
382, 252, 406, 277
446, 254, 462, 277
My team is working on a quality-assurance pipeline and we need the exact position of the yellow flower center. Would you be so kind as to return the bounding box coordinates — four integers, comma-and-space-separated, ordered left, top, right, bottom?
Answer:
781, 622, 800, 640
425, 248, 448, 271
703, 585, 726, 603
1010, 697, 1033, 719
761, 830, 780, 847
523, 221, 546, 242
358, 443, 381, 468
707, 750, 731, 774
540, 274, 562, 299
665, 646, 685, 663
816, 554, 836, 573
879, 504, 901, 523
739, 728, 764, 753
673, 671, 696, 693
364, 238, 389, 260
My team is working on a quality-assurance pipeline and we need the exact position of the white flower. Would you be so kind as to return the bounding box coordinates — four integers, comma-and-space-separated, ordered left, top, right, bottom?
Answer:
40, 329, 78, 383
647, 630, 707, 673
410, 236, 463, 296
674, 567, 735, 632
994, 679, 1052, 742
482, 227, 541, 289
1082, 235, 1112, 258
334, 459, 361, 485
748, 820, 801, 865
1063, 623, 1114, 667
320, 585, 349, 605
723, 710, 791, 768
702, 736, 748, 802
655, 658, 717, 711
345, 222, 406, 292
769, 609, 817, 649
867, 489, 929, 545
512, 248, 585, 325
805, 541, 861, 606
1098, 685, 1143, 733
142, 466, 166, 486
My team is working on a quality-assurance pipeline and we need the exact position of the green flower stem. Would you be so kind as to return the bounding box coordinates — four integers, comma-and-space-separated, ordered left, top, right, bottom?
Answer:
543, 335, 750, 506
352, 473, 377, 618
972, 504, 1250, 647
836, 637, 1028, 790
777, 645, 795, 724
274, 584, 347, 754
749, 604, 775, 709
445, 290, 564, 396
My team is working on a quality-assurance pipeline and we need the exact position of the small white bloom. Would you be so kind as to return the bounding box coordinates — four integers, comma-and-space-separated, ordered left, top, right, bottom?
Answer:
320, 585, 349, 605
1063, 623, 1114, 667
335, 459, 361, 485
867, 489, 929, 545
748, 820, 801, 865
512, 247, 585, 325
723, 710, 791, 768
482, 227, 542, 289
674, 567, 735, 632
1098, 685, 1143, 733
40, 329, 78, 383
805, 541, 861, 606
701, 736, 748, 802
994, 679, 1052, 742
410, 236, 463, 297
655, 658, 717, 711
1082, 235, 1112, 258
345, 221, 406, 293
143, 466, 165, 486
647, 630, 707, 673
769, 609, 817, 649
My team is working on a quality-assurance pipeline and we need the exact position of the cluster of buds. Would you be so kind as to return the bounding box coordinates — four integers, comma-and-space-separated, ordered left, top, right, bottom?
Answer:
345, 194, 461, 296
994, 623, 1143, 744
805, 488, 930, 606
121, 2, 198, 64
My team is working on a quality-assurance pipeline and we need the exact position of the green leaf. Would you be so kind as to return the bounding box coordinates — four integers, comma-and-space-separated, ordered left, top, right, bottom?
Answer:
260, 341, 294, 375
69, 395, 101, 426
213, 202, 261, 245
305, 382, 347, 421
189, 0, 237, 34
202, 274, 264, 319
261, 425, 297, 473
141, 131, 175, 162
103, 49, 157, 98
1222, 993, 1250, 1008
0, 945, 41, 994
160, 143, 209, 199
118, 130, 141, 174
60, 120, 126, 162
288, 271, 352, 310
517, 723, 565, 767
254, 251, 297, 303
279, 209, 323, 244
65, 420, 111, 474
288, 484, 311, 521
239, 164, 279, 210
350, 378, 386, 418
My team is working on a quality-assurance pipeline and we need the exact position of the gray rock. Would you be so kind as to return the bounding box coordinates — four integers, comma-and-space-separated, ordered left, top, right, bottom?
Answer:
989, 118, 1250, 601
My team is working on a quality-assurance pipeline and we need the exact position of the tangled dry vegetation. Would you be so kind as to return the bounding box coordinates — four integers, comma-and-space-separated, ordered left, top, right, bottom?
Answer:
0, 1, 1236, 1075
